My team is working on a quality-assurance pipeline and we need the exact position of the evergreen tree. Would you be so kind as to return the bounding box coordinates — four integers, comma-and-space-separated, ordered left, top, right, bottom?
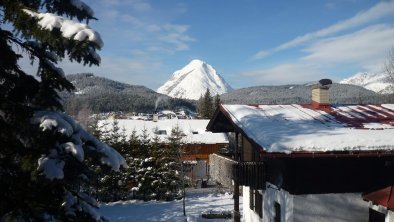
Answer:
197, 94, 204, 118
128, 129, 140, 157
102, 120, 128, 153
198, 89, 214, 119
0, 1, 126, 221
156, 126, 184, 200
138, 128, 151, 159
95, 120, 129, 202
214, 93, 221, 110
87, 116, 102, 139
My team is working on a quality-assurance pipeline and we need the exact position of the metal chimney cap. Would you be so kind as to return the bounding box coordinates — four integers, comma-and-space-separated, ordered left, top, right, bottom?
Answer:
310, 78, 332, 89
319, 79, 332, 86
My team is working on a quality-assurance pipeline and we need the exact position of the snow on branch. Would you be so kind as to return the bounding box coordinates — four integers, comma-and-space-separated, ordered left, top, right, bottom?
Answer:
31, 111, 74, 137
62, 191, 101, 220
62, 142, 84, 162
32, 111, 127, 179
37, 150, 65, 180
23, 9, 103, 48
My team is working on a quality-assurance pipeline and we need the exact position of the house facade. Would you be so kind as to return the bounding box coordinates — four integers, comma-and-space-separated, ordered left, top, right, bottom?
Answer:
207, 82, 394, 222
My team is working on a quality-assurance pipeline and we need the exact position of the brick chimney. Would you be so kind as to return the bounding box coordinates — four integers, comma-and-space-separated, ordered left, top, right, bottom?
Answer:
311, 79, 332, 109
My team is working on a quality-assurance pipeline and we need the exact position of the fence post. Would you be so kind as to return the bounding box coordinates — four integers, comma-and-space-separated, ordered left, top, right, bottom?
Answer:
233, 163, 240, 222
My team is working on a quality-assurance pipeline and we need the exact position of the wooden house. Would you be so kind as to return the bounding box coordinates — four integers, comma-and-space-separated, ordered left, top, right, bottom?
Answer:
207, 81, 394, 222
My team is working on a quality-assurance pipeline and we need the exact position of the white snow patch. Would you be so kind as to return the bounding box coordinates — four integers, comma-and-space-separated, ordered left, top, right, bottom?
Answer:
23, 9, 103, 48
37, 156, 65, 180
96, 142, 128, 171
383, 104, 394, 112
100, 189, 240, 222
31, 112, 74, 137
62, 142, 84, 162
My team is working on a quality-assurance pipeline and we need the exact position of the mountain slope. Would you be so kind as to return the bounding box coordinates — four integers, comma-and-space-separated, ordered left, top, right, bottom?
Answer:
340, 72, 393, 94
62, 73, 196, 115
220, 83, 392, 105
157, 59, 232, 100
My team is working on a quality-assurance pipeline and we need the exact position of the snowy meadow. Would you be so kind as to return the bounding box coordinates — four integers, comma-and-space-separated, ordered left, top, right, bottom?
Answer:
100, 189, 241, 222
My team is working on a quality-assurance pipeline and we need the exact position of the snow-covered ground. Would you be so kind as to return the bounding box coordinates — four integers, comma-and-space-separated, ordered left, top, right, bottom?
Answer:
100, 188, 241, 222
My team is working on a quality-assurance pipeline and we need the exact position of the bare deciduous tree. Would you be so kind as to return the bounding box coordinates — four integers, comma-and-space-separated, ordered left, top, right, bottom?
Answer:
384, 47, 394, 84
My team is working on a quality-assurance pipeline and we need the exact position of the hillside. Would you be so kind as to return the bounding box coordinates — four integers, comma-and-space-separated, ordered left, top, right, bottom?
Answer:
62, 73, 197, 115
220, 83, 392, 105
62, 74, 393, 115
157, 59, 233, 100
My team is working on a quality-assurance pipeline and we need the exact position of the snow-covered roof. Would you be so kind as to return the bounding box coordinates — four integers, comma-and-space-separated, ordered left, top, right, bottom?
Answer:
214, 104, 394, 154
100, 119, 228, 144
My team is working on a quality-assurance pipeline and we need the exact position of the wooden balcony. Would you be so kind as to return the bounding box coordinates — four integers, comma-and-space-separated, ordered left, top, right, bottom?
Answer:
233, 162, 265, 190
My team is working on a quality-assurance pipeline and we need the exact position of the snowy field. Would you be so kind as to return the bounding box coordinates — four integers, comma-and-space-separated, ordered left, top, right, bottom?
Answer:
100, 188, 241, 222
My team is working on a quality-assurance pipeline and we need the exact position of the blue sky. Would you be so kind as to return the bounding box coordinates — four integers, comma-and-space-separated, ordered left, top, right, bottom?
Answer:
46, 0, 394, 89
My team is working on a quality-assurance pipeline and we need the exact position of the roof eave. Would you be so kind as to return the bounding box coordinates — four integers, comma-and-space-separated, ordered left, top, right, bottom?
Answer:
260, 150, 394, 158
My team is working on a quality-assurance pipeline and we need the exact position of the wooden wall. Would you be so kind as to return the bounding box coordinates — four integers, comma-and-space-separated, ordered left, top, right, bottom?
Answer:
182, 143, 225, 162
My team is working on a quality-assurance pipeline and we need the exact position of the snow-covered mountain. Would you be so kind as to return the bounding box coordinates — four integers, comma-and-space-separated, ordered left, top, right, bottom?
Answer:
340, 72, 393, 94
157, 59, 233, 100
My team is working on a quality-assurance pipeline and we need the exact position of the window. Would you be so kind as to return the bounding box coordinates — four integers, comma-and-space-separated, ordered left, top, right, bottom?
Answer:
274, 202, 281, 222
369, 208, 385, 222
249, 188, 263, 218
155, 130, 167, 135
255, 191, 263, 218
249, 188, 254, 210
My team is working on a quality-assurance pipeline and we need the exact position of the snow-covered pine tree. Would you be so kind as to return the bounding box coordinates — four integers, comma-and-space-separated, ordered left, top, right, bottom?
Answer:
138, 128, 151, 159
101, 120, 128, 154
0, 1, 126, 221
149, 134, 165, 199
87, 115, 102, 139
95, 120, 129, 202
128, 129, 139, 157
128, 129, 159, 201
155, 125, 184, 200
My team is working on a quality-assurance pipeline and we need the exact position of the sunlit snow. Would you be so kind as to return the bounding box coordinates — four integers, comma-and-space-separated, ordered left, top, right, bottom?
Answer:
23, 9, 103, 48
100, 189, 239, 222
157, 59, 233, 100
223, 104, 394, 153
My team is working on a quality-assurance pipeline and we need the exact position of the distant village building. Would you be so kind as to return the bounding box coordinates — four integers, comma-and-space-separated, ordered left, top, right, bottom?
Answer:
101, 119, 228, 184
207, 79, 394, 222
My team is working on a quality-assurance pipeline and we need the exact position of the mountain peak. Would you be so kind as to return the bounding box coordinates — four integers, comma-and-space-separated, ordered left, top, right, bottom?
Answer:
188, 59, 205, 66
157, 60, 233, 100
340, 72, 393, 94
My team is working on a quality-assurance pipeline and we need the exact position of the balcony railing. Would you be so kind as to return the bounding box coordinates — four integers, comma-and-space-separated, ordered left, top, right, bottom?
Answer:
210, 154, 265, 189
233, 162, 265, 190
